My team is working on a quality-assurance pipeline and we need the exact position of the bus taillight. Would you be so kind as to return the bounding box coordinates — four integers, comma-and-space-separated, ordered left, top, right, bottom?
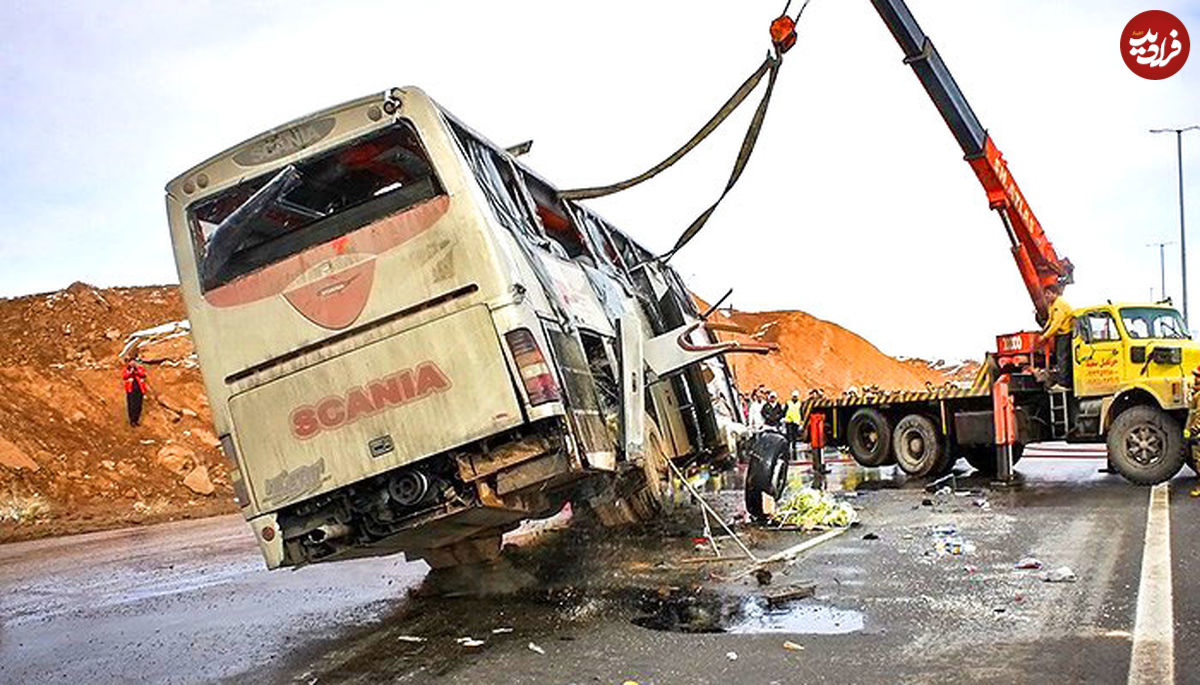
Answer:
504, 328, 560, 406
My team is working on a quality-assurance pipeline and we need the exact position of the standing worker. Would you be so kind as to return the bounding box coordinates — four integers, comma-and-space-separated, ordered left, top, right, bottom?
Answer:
762, 391, 785, 428
748, 388, 766, 433
1036, 283, 1073, 390
783, 390, 804, 456
123, 355, 149, 427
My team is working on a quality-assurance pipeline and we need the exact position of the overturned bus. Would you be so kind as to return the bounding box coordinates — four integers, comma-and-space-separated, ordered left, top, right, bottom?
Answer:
164, 87, 761, 569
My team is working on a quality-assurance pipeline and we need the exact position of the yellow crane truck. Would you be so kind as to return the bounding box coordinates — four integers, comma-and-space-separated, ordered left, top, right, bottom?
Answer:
745, 0, 1199, 510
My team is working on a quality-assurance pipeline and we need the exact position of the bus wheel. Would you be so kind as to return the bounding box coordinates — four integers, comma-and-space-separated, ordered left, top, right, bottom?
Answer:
1107, 405, 1185, 485
961, 444, 1023, 474
847, 408, 894, 467
893, 414, 948, 477
745, 431, 790, 522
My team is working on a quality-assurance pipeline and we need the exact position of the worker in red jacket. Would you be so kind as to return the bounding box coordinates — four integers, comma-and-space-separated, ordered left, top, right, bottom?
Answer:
122, 356, 149, 426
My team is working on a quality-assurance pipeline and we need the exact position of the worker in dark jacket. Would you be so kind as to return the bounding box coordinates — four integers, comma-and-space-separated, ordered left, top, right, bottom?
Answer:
762, 391, 786, 428
123, 356, 149, 426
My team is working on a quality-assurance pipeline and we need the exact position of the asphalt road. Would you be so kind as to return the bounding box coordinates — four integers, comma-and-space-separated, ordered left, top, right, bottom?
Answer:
1, 447, 1196, 685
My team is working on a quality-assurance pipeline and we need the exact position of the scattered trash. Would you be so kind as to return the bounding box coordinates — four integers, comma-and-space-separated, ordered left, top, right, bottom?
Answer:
930, 523, 974, 556
782, 640, 805, 652
1191, 486, 1200, 498
726, 651, 739, 661
396, 635, 426, 643
920, 498, 934, 507
456, 637, 485, 647
759, 582, 817, 607
1015, 557, 1043, 570
491, 627, 514, 634
528, 642, 545, 655
754, 568, 773, 586
973, 498, 991, 510
1103, 629, 1132, 638
993, 607, 1006, 614
1043, 566, 1077, 583
862, 532, 879, 540
771, 488, 858, 530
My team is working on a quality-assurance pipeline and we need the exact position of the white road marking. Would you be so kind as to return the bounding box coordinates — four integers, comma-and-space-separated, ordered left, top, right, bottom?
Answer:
1128, 483, 1173, 685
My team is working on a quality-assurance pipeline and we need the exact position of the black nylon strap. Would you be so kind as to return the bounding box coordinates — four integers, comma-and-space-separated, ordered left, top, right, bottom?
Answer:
559, 54, 779, 203
662, 55, 781, 261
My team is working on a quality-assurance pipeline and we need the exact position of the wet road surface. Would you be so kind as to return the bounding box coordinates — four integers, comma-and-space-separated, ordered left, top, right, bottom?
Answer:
2, 447, 1197, 684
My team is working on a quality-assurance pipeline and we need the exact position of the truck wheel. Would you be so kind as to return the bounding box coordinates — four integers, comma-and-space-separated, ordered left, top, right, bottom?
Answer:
961, 444, 1024, 474
745, 431, 790, 522
893, 414, 948, 477
847, 408, 894, 467
1107, 405, 1185, 485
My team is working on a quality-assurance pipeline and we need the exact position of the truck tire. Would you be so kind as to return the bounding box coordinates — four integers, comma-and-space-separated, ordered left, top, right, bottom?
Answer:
961, 443, 1024, 474
745, 431, 790, 522
1106, 405, 1185, 485
847, 408, 893, 467
893, 414, 948, 477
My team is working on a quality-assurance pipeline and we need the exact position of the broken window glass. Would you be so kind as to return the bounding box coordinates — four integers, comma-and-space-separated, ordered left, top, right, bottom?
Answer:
188, 120, 442, 292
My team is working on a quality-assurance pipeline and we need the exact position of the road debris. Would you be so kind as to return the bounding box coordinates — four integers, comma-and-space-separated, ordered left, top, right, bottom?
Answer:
491, 627, 514, 634
760, 582, 817, 607
527, 642, 545, 655
1015, 557, 1043, 570
455, 637, 485, 647
395, 635, 426, 643
782, 640, 805, 652
770, 488, 858, 530
726, 651, 739, 661
930, 523, 974, 556
1043, 566, 1077, 583
862, 532, 879, 540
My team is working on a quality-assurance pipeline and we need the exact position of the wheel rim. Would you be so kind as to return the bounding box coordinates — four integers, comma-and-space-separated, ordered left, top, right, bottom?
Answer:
856, 424, 879, 452
1124, 424, 1166, 466
905, 432, 924, 457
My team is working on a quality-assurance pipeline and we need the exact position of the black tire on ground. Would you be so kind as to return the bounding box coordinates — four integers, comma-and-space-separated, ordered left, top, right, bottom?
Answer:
893, 414, 949, 477
745, 431, 790, 521
1106, 405, 1186, 485
847, 408, 894, 467
960, 443, 1024, 474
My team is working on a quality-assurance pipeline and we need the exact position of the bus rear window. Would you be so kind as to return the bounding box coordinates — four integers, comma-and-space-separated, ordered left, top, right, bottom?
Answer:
188, 121, 443, 292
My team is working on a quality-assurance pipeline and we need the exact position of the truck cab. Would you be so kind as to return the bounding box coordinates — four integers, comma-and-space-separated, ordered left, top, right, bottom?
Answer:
1072, 303, 1198, 409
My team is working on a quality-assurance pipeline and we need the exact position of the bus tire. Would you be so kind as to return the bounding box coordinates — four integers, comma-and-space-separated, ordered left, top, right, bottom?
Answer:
745, 431, 790, 522
893, 414, 948, 478
1107, 405, 1185, 485
961, 443, 1024, 474
847, 408, 894, 467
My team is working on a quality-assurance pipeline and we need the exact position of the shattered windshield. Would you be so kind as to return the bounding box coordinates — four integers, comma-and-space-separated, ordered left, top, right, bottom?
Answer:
188, 121, 442, 292
1120, 307, 1189, 340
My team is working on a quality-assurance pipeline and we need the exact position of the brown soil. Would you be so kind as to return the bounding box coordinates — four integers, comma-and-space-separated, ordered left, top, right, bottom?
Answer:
0, 283, 236, 543
0, 284, 977, 543
698, 297, 978, 396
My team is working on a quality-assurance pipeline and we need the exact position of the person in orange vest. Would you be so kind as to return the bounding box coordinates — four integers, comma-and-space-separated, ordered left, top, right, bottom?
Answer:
122, 355, 149, 426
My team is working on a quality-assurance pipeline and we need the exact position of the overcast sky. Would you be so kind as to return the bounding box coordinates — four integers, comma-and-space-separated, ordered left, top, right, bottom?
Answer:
2, 0, 1198, 361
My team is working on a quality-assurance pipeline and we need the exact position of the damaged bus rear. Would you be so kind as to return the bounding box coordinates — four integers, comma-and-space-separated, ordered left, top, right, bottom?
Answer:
165, 87, 754, 570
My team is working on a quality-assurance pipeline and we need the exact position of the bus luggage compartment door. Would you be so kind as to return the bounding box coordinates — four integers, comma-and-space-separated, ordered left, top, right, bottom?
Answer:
229, 304, 523, 511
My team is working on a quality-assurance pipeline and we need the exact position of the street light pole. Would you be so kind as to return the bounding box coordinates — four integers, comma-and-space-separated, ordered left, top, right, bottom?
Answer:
1147, 240, 1174, 300
1151, 126, 1199, 326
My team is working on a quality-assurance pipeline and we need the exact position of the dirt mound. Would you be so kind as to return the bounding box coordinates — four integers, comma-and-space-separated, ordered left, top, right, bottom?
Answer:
0, 284, 234, 542
699, 298, 975, 396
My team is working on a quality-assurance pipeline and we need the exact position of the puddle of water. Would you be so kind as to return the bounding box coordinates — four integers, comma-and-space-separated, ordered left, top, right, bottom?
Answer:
725, 597, 864, 635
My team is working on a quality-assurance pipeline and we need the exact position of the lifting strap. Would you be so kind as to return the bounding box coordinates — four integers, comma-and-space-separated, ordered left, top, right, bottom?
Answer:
559, 54, 781, 263
558, 6, 809, 262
